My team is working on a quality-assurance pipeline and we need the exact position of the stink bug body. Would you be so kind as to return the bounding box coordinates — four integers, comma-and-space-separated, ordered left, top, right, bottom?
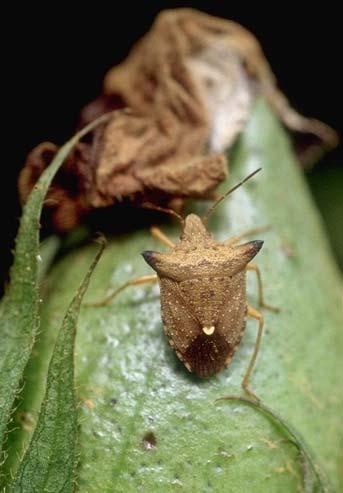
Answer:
89, 169, 278, 399
143, 218, 263, 378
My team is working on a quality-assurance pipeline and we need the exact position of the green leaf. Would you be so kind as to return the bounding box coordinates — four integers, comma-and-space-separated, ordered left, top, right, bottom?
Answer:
38, 236, 61, 284
9, 240, 104, 493
215, 396, 333, 492
308, 165, 343, 271
0, 113, 111, 471
7, 100, 343, 492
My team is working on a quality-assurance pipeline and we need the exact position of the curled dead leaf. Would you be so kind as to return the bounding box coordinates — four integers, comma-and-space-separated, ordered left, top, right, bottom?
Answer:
19, 8, 338, 233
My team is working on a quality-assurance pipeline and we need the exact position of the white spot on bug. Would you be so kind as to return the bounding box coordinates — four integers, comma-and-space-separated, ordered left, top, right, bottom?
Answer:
202, 326, 215, 335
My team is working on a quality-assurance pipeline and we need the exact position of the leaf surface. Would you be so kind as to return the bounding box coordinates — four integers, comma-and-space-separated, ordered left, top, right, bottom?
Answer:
8, 101, 343, 492
10, 242, 104, 493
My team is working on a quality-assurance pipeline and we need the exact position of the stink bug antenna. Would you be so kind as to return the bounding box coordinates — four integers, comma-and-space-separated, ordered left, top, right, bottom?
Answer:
142, 203, 185, 226
202, 168, 262, 223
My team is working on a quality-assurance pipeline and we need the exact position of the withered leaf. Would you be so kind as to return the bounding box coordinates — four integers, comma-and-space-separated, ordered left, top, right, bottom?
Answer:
19, 8, 337, 233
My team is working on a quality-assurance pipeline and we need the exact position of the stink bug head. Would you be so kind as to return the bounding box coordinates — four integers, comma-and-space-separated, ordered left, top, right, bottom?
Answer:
179, 213, 212, 245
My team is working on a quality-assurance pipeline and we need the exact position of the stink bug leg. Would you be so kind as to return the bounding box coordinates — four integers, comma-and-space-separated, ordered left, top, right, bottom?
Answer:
224, 226, 270, 248
85, 274, 158, 307
242, 305, 264, 402
85, 226, 175, 307
247, 263, 280, 312
150, 226, 175, 248
224, 227, 279, 312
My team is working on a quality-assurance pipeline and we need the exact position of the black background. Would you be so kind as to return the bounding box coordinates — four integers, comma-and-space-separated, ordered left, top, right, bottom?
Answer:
2, 2, 342, 291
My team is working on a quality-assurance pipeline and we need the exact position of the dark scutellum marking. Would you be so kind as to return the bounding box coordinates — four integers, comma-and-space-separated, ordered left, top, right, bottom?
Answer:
184, 331, 231, 377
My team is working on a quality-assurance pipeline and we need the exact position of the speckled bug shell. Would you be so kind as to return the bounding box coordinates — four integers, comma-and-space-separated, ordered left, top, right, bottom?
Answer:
142, 214, 263, 377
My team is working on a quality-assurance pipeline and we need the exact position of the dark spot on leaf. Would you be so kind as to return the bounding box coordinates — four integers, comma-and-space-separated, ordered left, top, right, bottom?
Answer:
142, 431, 157, 450
110, 397, 118, 406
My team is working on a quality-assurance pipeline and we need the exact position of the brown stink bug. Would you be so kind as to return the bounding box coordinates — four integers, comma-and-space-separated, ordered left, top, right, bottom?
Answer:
89, 169, 278, 399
